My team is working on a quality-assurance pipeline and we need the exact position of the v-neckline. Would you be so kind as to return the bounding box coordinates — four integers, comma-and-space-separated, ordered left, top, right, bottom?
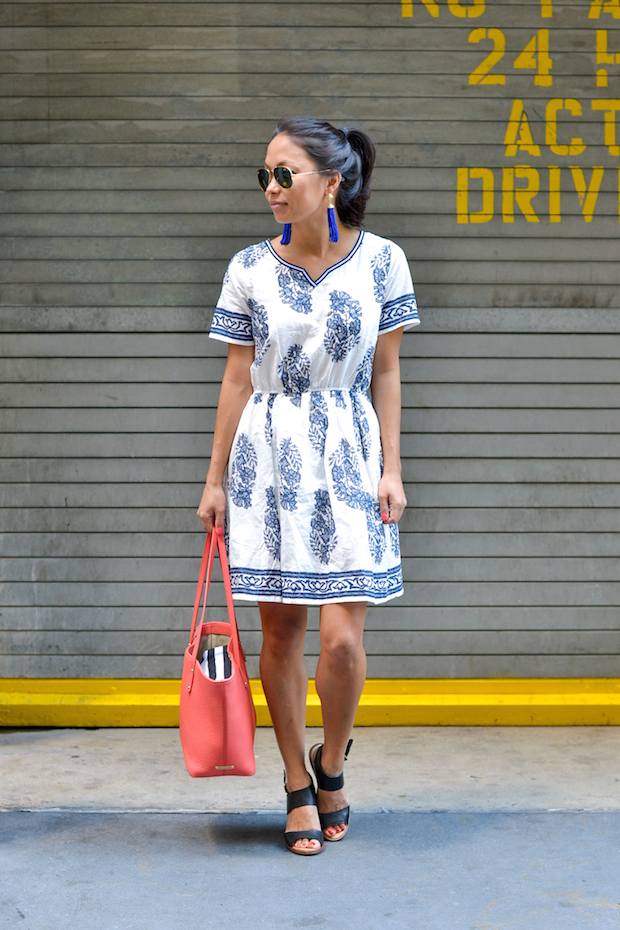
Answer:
265, 231, 364, 286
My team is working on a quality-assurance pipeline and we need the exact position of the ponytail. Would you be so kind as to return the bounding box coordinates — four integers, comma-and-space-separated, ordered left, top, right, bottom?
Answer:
337, 126, 376, 227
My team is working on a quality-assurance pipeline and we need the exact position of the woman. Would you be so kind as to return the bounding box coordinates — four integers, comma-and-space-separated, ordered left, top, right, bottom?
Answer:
197, 117, 419, 855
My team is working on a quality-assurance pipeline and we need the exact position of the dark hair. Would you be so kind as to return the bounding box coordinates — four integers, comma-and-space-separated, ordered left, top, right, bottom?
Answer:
271, 117, 376, 228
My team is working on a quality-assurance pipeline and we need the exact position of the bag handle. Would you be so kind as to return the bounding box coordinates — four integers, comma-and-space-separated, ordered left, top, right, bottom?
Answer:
188, 529, 216, 647
188, 529, 244, 668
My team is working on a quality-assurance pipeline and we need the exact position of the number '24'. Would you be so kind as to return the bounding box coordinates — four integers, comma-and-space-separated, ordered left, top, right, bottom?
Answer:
469, 28, 553, 86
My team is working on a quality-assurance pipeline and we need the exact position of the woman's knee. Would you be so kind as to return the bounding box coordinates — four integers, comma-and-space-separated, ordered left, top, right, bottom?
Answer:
320, 626, 364, 668
260, 605, 307, 661
319, 603, 366, 667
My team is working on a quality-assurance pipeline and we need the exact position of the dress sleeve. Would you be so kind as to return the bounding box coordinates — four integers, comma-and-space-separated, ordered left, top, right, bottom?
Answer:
378, 243, 420, 335
209, 258, 254, 346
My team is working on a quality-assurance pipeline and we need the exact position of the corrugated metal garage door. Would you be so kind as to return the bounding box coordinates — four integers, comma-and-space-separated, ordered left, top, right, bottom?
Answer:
1, 0, 619, 678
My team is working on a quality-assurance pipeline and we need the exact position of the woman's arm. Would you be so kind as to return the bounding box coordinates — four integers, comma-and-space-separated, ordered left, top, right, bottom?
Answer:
197, 343, 255, 531
370, 327, 407, 525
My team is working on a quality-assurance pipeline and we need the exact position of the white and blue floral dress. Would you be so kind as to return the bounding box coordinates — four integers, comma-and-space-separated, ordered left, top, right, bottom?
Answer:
210, 230, 419, 604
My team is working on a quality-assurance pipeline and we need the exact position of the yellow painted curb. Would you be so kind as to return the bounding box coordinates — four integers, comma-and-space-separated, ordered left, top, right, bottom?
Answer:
1, 678, 620, 727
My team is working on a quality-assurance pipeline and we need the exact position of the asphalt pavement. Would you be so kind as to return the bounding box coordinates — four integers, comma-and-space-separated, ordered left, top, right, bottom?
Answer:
2, 726, 620, 929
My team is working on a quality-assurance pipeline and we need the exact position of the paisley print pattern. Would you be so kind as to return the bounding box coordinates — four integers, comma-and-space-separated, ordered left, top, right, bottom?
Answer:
210, 230, 419, 604
263, 486, 281, 560
237, 241, 269, 268
371, 244, 392, 304
264, 392, 276, 445
310, 490, 337, 565
278, 438, 302, 511
365, 503, 388, 564
324, 291, 362, 362
249, 298, 270, 367
330, 438, 386, 564
309, 391, 329, 456
352, 393, 372, 461
352, 346, 375, 394
277, 264, 314, 314
329, 437, 363, 506
278, 344, 311, 406
229, 434, 257, 509
389, 523, 400, 557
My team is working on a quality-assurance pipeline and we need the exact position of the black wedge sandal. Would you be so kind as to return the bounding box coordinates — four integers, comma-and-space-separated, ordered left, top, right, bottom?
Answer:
283, 775, 325, 856
309, 739, 353, 842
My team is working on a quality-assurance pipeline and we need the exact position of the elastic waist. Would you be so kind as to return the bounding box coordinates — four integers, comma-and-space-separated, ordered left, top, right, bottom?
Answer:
252, 388, 363, 396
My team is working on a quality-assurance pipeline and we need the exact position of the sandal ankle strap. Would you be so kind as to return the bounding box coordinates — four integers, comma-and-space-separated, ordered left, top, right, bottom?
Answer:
311, 739, 353, 792
285, 781, 317, 813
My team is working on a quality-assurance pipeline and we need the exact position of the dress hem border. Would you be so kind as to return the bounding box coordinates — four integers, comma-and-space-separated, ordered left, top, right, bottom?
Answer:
231, 588, 404, 606
228, 565, 404, 606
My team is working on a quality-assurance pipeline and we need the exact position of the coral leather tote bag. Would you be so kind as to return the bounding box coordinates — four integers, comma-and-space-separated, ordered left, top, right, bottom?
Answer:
179, 529, 256, 777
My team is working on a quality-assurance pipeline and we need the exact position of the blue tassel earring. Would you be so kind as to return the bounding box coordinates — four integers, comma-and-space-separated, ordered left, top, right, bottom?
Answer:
327, 192, 339, 243
280, 223, 292, 245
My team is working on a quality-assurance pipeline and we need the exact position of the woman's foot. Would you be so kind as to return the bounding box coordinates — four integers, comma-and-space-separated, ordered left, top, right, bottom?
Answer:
284, 775, 324, 855
316, 784, 349, 839
309, 743, 352, 842
285, 797, 322, 851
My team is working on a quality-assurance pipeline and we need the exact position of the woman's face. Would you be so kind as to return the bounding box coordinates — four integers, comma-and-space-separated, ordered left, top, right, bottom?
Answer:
263, 133, 334, 227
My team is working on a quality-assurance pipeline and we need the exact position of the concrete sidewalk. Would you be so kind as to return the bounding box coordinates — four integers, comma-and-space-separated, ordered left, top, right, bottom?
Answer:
2, 727, 620, 930
2, 725, 620, 812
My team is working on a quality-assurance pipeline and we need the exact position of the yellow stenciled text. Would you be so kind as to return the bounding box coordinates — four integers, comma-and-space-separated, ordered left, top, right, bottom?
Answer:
456, 166, 607, 223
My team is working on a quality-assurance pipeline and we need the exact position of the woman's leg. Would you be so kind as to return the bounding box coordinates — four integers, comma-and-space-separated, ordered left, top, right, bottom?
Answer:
313, 601, 367, 837
259, 601, 321, 850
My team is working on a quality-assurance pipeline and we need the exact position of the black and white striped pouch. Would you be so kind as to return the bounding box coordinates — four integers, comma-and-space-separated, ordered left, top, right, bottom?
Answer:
200, 645, 232, 681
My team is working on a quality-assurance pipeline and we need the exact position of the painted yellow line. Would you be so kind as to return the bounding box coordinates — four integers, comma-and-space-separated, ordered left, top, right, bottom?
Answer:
1, 679, 620, 727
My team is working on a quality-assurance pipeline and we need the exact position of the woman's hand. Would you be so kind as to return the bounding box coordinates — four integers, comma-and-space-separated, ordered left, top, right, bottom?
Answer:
378, 473, 407, 525
197, 482, 227, 533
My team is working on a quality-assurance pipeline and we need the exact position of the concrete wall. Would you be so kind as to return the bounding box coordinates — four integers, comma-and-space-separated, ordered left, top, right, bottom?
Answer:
1, 0, 619, 679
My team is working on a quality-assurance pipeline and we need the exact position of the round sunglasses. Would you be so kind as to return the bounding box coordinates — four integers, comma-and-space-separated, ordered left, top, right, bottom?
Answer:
257, 166, 324, 191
